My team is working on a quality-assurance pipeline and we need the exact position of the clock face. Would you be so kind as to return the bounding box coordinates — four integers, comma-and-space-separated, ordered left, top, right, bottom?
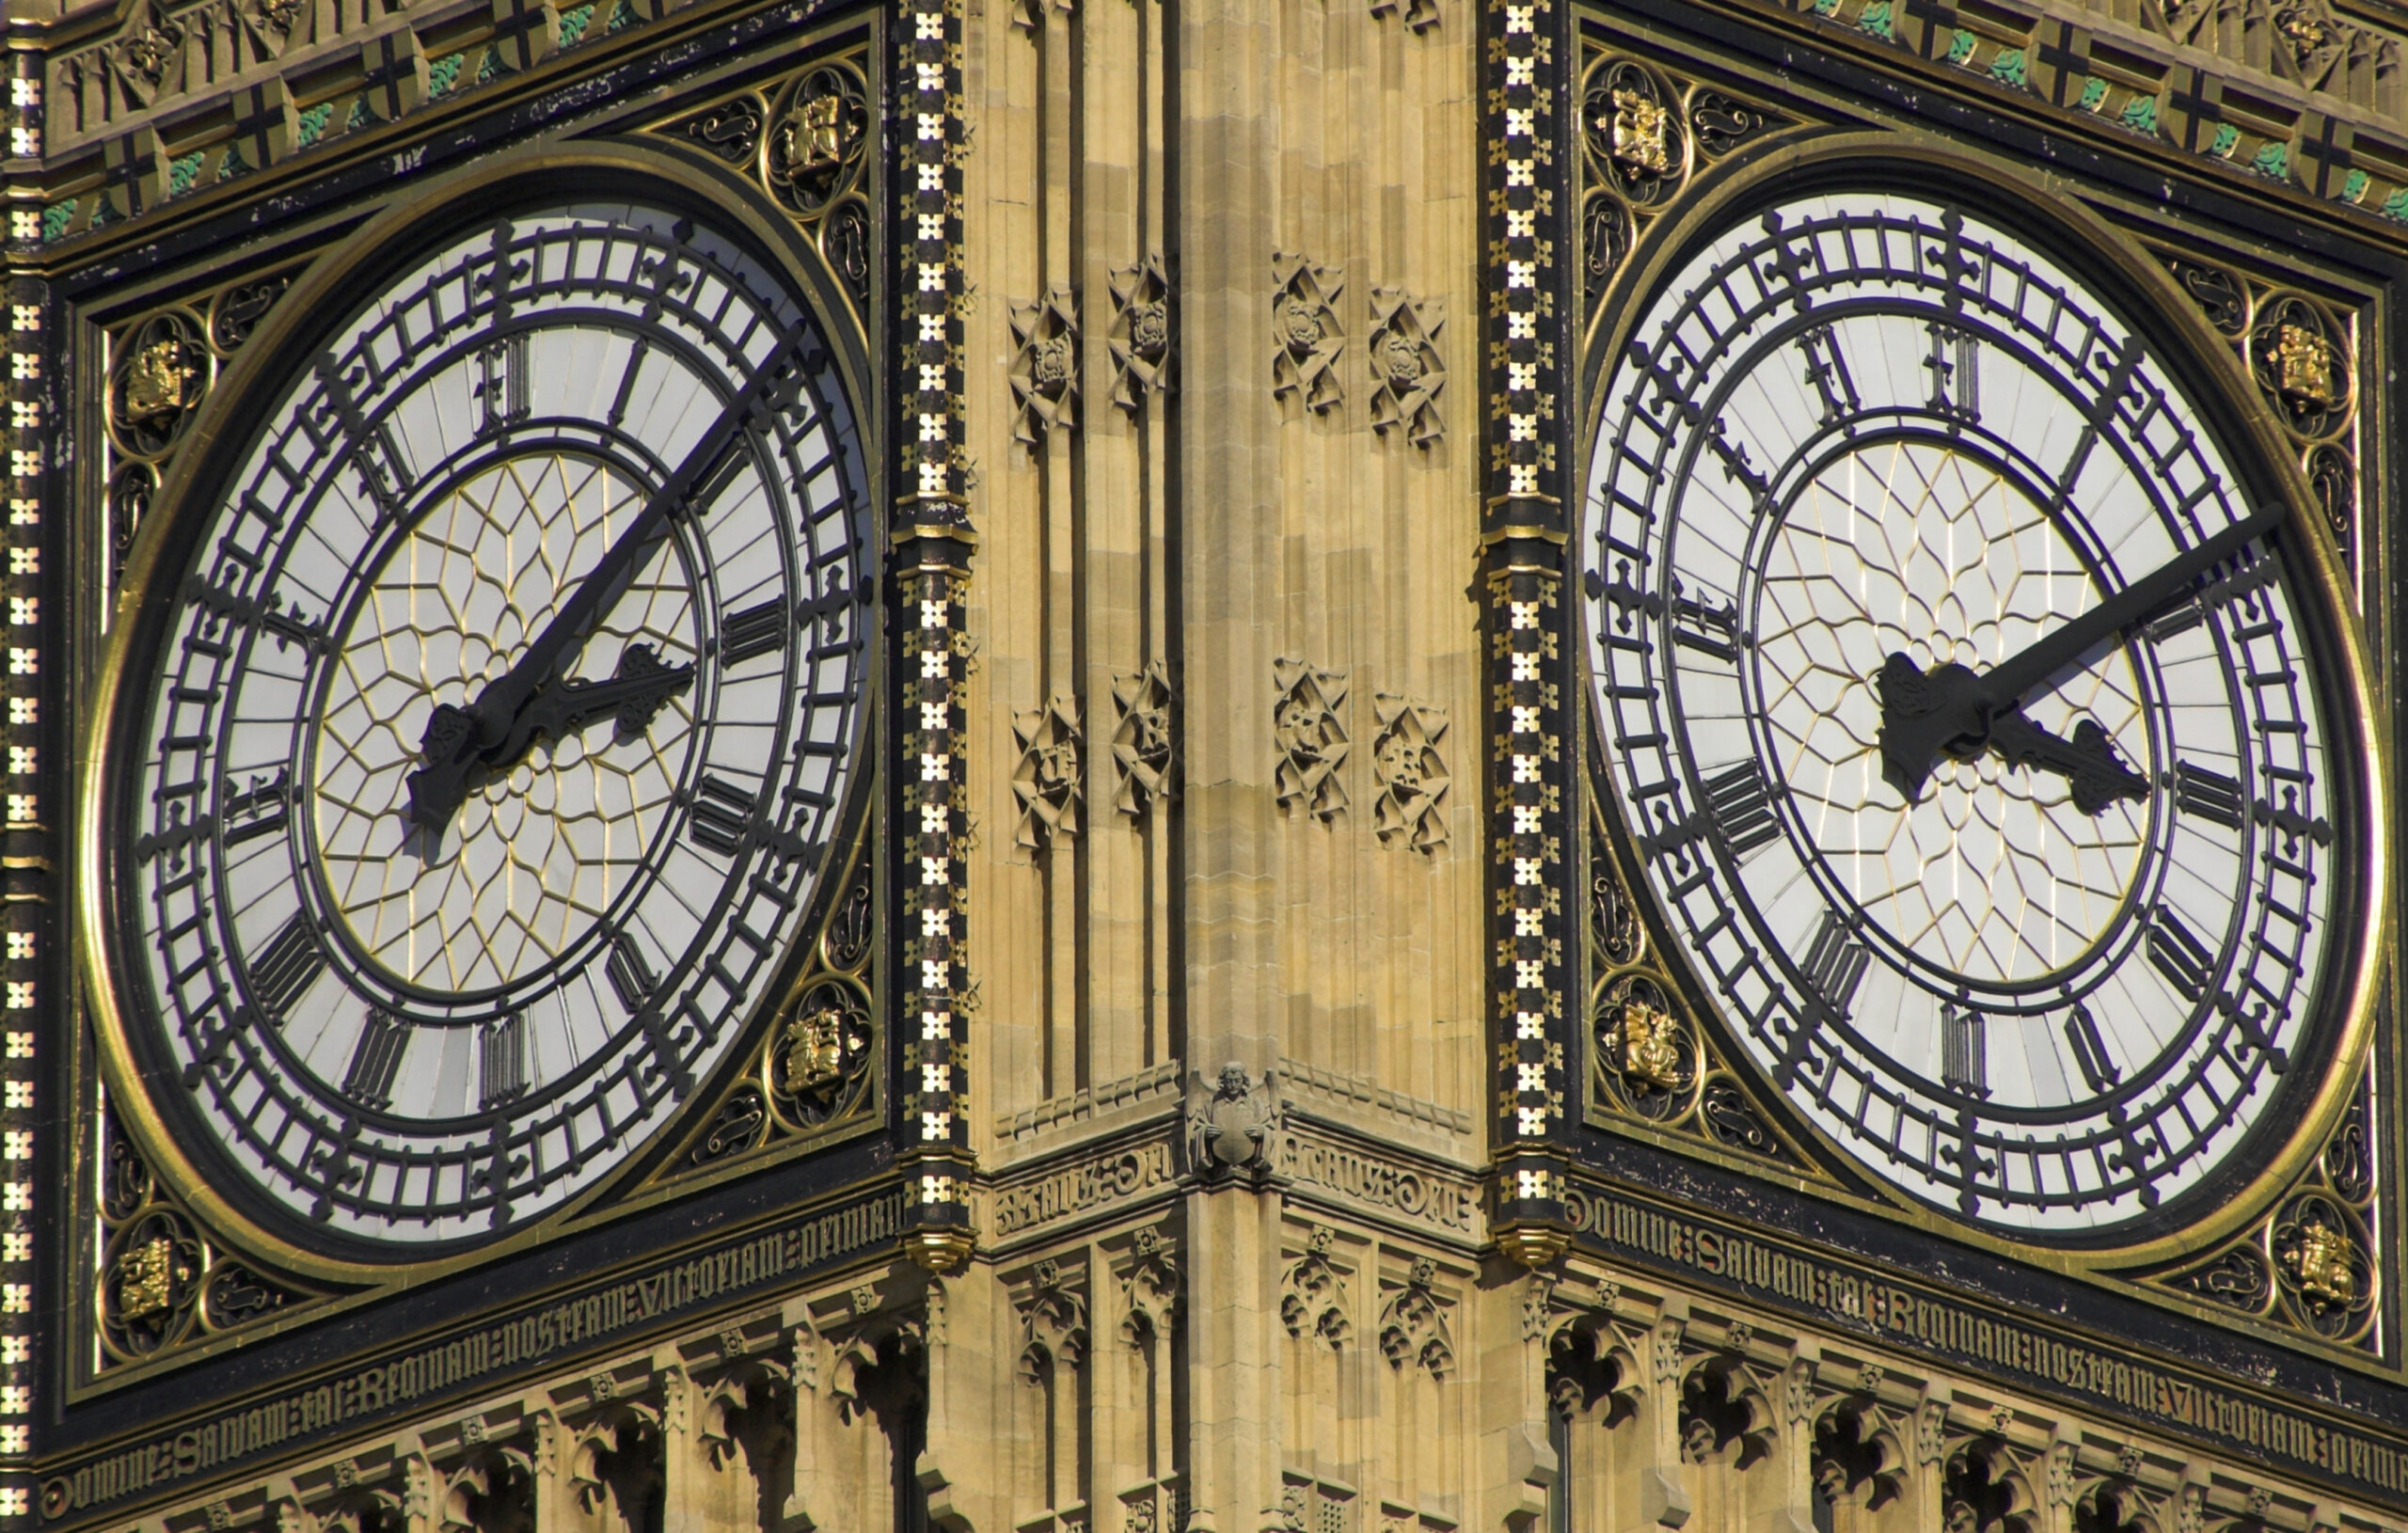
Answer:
113, 197, 870, 1248
1584, 187, 2364, 1235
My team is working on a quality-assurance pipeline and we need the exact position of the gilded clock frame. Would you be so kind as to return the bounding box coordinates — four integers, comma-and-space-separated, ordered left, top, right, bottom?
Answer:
66, 127, 891, 1383
1572, 125, 2397, 1298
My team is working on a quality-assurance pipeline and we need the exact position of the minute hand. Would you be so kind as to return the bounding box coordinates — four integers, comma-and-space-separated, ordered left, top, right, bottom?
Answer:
406, 326, 809, 836
1978, 502, 2288, 712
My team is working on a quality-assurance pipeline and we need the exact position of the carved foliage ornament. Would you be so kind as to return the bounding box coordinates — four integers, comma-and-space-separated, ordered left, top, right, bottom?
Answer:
1273, 660, 1349, 821
1009, 284, 1081, 449
1376, 1256, 1455, 1379
1271, 254, 1345, 415
1014, 692, 1085, 849
1120, 1227, 1183, 1343
1112, 661, 1178, 816
1369, 0, 1439, 34
1370, 694, 1449, 851
1108, 256, 1174, 415
1366, 290, 1446, 447
1016, 1257, 1089, 1383
1280, 1226, 1350, 1347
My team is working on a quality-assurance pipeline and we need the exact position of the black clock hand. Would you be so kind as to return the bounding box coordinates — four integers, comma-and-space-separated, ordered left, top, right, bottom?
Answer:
408, 647, 698, 825
478, 643, 697, 775
1877, 503, 2287, 803
1985, 711, 2148, 814
406, 326, 810, 837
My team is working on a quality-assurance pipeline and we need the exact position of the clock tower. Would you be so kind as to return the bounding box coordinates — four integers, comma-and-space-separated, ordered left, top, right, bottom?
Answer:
7, 0, 2408, 1527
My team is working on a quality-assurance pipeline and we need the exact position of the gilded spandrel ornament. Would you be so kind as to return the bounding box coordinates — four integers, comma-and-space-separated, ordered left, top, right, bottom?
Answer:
792, 91, 847, 169
116, 1236, 180, 1320
2248, 293, 2351, 438
1609, 993, 1687, 1091
210, 272, 293, 351
779, 1002, 848, 1096
1611, 88, 1672, 175
1585, 61, 1680, 203
110, 312, 207, 457
1687, 89, 1773, 157
765, 64, 867, 219
2270, 324, 2337, 409
2288, 1216, 2353, 1308
764, 975, 871, 1129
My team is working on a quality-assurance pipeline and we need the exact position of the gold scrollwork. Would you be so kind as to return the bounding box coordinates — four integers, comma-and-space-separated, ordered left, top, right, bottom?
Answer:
673, 837, 878, 1177
1585, 777, 1814, 1170
2138, 1077, 2380, 1351
1575, 48, 1787, 340
2151, 245, 2365, 562
93, 1109, 323, 1369
651, 46, 876, 319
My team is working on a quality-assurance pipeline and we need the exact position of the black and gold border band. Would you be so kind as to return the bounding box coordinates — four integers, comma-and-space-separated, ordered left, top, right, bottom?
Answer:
893, 0, 975, 1272
1482, 0, 1577, 1263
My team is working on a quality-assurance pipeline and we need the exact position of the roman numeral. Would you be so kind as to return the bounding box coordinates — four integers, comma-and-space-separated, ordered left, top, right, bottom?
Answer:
476, 334, 530, 435
1671, 578, 1743, 664
1797, 323, 1861, 426
221, 769, 292, 846
481, 1011, 529, 1110
1802, 910, 1870, 1019
2147, 906, 2217, 1004
719, 597, 788, 668
1925, 321, 1980, 422
341, 1009, 409, 1109
249, 911, 325, 1019
605, 933, 658, 1013
2062, 1003, 2120, 1093
1941, 1004, 1988, 1098
186, 576, 326, 655
2173, 760, 2245, 831
688, 773, 756, 857
1704, 420, 1768, 505
1700, 761, 1780, 861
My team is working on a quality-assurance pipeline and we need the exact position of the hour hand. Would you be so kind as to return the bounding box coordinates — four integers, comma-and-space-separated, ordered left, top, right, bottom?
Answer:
483, 644, 697, 778
1985, 710, 2148, 815
404, 646, 694, 840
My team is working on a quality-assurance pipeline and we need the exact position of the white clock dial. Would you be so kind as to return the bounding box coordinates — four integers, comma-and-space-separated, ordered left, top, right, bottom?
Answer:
117, 198, 870, 1247
1585, 188, 2361, 1234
